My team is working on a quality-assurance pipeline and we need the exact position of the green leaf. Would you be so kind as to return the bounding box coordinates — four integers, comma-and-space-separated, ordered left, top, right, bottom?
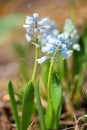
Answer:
21, 81, 34, 130
83, 26, 87, 55
45, 97, 53, 129
35, 80, 46, 130
8, 81, 20, 130
50, 73, 62, 129
45, 73, 62, 129
82, 86, 87, 100
72, 66, 84, 105
41, 61, 50, 87
58, 56, 66, 80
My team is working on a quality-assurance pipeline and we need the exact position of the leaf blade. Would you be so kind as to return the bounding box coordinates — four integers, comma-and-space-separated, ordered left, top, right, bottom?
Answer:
21, 81, 34, 130
45, 73, 62, 129
50, 73, 62, 128
8, 81, 20, 130
35, 80, 46, 130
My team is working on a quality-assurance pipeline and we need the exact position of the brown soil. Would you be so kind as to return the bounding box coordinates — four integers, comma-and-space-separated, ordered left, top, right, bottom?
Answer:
0, 101, 16, 130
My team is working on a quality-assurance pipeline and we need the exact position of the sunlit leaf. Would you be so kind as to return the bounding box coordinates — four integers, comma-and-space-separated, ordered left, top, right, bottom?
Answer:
45, 73, 62, 129
8, 81, 20, 130
21, 81, 34, 130
50, 73, 62, 128
35, 80, 46, 130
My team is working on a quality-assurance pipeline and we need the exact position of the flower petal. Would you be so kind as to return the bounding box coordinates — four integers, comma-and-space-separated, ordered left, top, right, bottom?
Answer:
38, 17, 49, 25
25, 34, 31, 42
73, 44, 80, 51
25, 16, 34, 24
33, 13, 39, 19
36, 56, 48, 64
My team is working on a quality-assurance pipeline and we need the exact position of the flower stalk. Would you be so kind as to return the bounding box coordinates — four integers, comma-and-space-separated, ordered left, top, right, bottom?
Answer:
47, 48, 58, 98
31, 44, 38, 82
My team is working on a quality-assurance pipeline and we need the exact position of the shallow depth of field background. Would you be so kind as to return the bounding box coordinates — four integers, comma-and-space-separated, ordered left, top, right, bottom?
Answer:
0, 0, 87, 91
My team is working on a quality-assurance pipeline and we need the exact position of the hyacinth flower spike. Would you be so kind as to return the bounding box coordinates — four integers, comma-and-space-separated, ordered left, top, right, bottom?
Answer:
23, 13, 53, 48
23, 13, 58, 81
37, 32, 73, 64
63, 19, 80, 51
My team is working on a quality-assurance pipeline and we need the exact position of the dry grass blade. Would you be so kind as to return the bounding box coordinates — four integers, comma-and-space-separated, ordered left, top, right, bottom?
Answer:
61, 123, 87, 130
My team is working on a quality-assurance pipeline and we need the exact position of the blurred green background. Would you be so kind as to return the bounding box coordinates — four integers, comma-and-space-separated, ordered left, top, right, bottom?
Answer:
0, 0, 87, 91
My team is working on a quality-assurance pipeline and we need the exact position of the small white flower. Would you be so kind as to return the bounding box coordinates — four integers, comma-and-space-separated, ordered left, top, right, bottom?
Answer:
46, 35, 57, 44
52, 29, 59, 35
64, 41, 72, 47
63, 19, 79, 43
36, 56, 49, 64
25, 16, 34, 24
25, 34, 31, 42
73, 44, 80, 51
61, 47, 73, 59
31, 42, 40, 48
23, 13, 54, 47
38, 28, 46, 33
58, 33, 70, 42
38, 17, 49, 25
42, 44, 55, 54
33, 13, 39, 19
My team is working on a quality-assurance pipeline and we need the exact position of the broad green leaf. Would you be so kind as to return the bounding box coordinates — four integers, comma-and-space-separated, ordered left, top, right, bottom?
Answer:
50, 73, 62, 129
45, 97, 53, 129
41, 61, 50, 87
8, 81, 20, 130
58, 56, 66, 80
35, 80, 46, 130
45, 73, 62, 129
21, 81, 34, 130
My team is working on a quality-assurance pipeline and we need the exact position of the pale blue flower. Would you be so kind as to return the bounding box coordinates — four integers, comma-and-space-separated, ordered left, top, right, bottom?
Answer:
38, 18, 59, 46
58, 32, 71, 42
23, 13, 51, 46
61, 45, 73, 59
23, 14, 80, 64
37, 32, 73, 64
72, 43, 80, 51
25, 34, 31, 42
36, 56, 50, 64
42, 44, 55, 54
38, 18, 49, 25
25, 13, 39, 24
63, 19, 80, 51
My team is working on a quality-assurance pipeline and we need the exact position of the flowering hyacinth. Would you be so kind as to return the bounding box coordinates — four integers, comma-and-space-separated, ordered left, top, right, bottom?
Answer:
23, 13, 53, 48
23, 13, 80, 64
36, 19, 80, 64
63, 19, 80, 51
38, 20, 59, 47
37, 32, 74, 64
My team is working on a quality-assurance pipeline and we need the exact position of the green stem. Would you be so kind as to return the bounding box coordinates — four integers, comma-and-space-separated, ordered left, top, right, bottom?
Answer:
31, 46, 38, 83
47, 48, 58, 96
35, 80, 46, 130
46, 48, 58, 129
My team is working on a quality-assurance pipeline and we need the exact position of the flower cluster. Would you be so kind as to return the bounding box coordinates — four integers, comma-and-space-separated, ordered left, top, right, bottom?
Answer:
63, 19, 80, 51
37, 32, 73, 64
23, 13, 80, 64
23, 13, 53, 48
